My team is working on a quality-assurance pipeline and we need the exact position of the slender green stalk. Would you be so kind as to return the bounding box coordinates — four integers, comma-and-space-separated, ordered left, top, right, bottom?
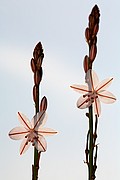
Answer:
33, 86, 40, 180
88, 105, 94, 180
84, 5, 100, 180
31, 42, 44, 180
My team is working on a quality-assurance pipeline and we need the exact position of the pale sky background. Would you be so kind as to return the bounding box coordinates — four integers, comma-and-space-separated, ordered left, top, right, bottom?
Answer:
0, 0, 120, 180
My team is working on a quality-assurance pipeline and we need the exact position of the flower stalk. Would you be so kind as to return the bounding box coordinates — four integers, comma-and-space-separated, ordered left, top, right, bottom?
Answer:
86, 5, 100, 180
71, 5, 101, 180
31, 42, 44, 180
88, 105, 94, 179
9, 42, 57, 179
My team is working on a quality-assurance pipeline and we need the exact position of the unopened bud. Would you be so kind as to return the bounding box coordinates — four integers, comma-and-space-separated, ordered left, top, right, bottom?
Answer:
93, 24, 99, 35
89, 15, 95, 30
36, 57, 42, 70
85, 28, 90, 43
89, 44, 97, 62
40, 96, 48, 111
83, 55, 89, 73
34, 70, 42, 86
33, 85, 37, 102
33, 42, 43, 60
31, 58, 36, 73
92, 36, 97, 45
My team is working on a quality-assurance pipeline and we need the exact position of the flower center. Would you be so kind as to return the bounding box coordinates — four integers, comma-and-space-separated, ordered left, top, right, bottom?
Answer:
25, 129, 38, 145
83, 91, 98, 103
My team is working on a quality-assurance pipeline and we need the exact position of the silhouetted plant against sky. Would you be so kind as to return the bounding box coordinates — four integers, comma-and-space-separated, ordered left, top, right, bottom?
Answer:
71, 5, 116, 180
9, 42, 57, 180
8, 5, 116, 180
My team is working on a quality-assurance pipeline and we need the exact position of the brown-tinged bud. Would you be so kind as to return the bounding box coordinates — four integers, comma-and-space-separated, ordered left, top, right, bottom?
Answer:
89, 44, 97, 62
33, 42, 44, 61
91, 5, 100, 25
92, 36, 97, 45
93, 24, 99, 35
85, 28, 90, 43
34, 70, 42, 86
83, 55, 89, 73
31, 58, 36, 73
88, 5, 100, 34
40, 96, 48, 111
33, 85, 37, 102
89, 15, 95, 30
36, 57, 42, 70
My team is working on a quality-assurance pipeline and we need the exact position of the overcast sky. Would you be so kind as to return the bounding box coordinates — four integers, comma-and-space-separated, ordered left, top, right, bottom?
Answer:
0, 0, 120, 180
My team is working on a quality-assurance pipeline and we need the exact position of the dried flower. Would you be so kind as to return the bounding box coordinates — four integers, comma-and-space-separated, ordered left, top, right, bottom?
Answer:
70, 69, 116, 117
9, 111, 57, 155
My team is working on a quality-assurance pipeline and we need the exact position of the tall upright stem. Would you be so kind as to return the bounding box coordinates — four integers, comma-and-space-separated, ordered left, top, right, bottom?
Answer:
88, 33, 94, 179
33, 86, 41, 180
84, 5, 100, 180
31, 42, 44, 180
88, 105, 94, 180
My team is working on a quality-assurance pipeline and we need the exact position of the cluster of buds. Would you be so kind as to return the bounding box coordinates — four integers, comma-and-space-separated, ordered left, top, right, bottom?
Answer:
84, 5, 100, 72
30, 42, 44, 104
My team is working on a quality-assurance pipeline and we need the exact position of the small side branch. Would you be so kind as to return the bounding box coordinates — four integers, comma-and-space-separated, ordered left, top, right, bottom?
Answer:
93, 145, 98, 175
85, 130, 90, 165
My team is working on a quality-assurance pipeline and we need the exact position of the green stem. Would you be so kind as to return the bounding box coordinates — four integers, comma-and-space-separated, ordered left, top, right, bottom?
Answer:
33, 86, 41, 180
88, 105, 94, 180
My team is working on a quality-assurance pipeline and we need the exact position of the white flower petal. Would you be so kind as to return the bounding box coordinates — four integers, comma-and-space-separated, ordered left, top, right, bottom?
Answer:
98, 91, 116, 104
96, 78, 113, 92
20, 138, 31, 155
70, 85, 89, 94
31, 111, 47, 129
94, 98, 101, 117
77, 96, 92, 109
9, 126, 29, 140
85, 70, 99, 90
35, 136, 47, 152
37, 128, 58, 136
17, 112, 31, 129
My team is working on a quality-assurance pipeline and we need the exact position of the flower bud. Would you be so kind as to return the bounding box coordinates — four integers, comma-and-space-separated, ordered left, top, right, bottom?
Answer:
85, 28, 90, 42
89, 15, 95, 30
40, 96, 48, 111
34, 70, 42, 86
31, 58, 36, 73
83, 55, 89, 73
33, 85, 37, 102
33, 42, 44, 62
93, 24, 99, 35
36, 57, 42, 70
89, 44, 97, 62
92, 36, 97, 45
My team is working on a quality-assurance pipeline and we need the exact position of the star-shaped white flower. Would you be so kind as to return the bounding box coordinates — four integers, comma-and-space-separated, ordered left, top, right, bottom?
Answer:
9, 111, 57, 155
70, 69, 116, 117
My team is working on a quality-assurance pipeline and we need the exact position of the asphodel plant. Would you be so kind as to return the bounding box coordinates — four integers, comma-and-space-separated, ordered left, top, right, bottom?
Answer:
70, 5, 116, 180
9, 42, 57, 180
